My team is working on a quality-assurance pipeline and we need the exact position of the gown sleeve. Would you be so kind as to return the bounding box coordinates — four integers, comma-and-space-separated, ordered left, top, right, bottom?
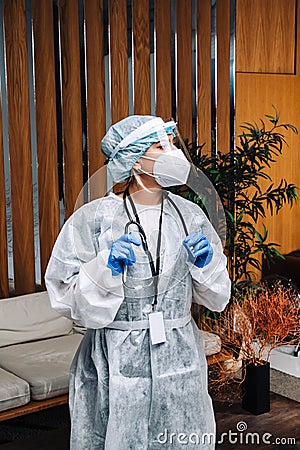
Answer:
45, 202, 124, 329
188, 206, 231, 312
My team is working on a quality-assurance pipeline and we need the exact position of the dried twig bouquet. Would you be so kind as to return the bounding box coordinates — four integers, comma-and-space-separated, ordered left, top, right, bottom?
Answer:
232, 281, 300, 364
203, 281, 300, 400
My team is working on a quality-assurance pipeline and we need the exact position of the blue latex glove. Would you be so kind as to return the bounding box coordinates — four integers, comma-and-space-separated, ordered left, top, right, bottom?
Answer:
107, 232, 141, 276
183, 232, 213, 268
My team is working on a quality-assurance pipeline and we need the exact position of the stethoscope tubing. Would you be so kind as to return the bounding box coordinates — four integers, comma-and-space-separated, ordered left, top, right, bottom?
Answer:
122, 188, 189, 310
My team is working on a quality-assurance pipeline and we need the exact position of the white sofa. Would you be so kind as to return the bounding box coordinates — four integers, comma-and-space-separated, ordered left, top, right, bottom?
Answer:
0, 291, 83, 412
0, 292, 223, 415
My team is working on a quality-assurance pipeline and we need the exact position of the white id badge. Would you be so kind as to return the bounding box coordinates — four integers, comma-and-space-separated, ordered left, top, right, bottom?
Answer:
149, 311, 166, 345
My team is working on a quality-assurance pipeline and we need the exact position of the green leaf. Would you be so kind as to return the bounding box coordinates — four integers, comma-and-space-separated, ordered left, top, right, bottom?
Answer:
262, 223, 268, 241
254, 229, 263, 243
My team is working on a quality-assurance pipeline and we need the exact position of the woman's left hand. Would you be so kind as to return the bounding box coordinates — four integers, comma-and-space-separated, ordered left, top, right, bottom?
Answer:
183, 232, 213, 268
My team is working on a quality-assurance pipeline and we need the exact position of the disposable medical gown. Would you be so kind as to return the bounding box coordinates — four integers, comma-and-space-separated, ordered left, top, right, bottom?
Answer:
45, 192, 231, 450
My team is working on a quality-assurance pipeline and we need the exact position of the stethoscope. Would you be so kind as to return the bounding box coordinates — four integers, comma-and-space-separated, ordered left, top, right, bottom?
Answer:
122, 187, 189, 311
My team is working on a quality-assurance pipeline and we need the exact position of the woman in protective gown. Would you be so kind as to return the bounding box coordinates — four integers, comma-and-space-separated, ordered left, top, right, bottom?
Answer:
45, 115, 231, 450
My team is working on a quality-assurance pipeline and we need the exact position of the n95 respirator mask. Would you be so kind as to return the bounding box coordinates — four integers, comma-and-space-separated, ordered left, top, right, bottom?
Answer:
140, 148, 190, 187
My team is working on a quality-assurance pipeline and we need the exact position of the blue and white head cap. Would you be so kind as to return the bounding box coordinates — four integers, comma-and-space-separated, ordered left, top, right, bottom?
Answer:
101, 115, 176, 183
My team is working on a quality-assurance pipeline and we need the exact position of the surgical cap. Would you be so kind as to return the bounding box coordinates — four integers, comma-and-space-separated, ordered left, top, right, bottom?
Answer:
101, 115, 176, 183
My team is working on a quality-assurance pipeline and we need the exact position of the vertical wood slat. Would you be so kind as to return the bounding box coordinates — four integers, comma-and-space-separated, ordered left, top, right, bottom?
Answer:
197, 0, 211, 151
132, 0, 151, 115
155, 0, 172, 120
32, 0, 60, 286
176, 0, 192, 141
216, 0, 230, 153
3, 0, 35, 295
60, 0, 83, 219
85, 0, 107, 200
0, 103, 9, 298
109, 0, 128, 123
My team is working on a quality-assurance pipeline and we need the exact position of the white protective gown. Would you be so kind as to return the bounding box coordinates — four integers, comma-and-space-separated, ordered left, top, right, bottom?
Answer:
45, 192, 231, 450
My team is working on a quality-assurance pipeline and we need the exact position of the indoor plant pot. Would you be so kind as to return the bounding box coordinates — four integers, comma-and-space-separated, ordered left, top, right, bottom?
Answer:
205, 281, 300, 413
242, 361, 270, 415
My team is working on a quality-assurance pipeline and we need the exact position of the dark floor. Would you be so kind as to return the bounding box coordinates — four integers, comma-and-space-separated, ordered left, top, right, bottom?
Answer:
214, 393, 300, 449
0, 405, 70, 449
0, 393, 299, 449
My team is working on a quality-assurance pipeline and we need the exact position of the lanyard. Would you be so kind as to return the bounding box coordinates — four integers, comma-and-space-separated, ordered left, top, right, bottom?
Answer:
123, 187, 164, 311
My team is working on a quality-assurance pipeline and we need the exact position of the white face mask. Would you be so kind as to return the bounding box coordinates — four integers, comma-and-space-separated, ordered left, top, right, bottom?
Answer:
140, 148, 190, 187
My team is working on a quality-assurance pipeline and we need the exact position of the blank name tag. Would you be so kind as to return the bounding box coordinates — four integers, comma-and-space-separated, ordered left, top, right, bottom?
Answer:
149, 311, 166, 345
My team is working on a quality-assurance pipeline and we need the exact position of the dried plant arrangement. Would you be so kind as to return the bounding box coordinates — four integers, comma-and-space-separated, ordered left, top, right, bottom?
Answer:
203, 280, 300, 400
232, 281, 300, 365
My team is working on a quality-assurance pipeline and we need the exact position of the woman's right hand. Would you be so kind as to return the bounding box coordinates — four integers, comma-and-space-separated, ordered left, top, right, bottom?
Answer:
107, 232, 141, 276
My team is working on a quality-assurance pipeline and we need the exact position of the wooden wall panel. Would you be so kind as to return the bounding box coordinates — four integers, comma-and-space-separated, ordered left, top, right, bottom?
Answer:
85, 0, 107, 200
155, 0, 172, 120
0, 104, 9, 298
176, 0, 192, 141
60, 0, 83, 219
197, 0, 211, 151
216, 0, 231, 153
3, 0, 35, 295
32, 0, 60, 286
133, 0, 151, 115
236, 73, 300, 254
109, 0, 128, 123
236, 0, 296, 74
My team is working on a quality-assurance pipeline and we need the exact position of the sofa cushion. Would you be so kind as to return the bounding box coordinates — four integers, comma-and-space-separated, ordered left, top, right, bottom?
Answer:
0, 367, 30, 412
0, 291, 73, 348
0, 334, 82, 400
201, 330, 221, 356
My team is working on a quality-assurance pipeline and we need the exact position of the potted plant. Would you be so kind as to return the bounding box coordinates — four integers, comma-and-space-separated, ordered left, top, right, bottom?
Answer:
208, 280, 300, 414
174, 109, 300, 412
176, 108, 298, 299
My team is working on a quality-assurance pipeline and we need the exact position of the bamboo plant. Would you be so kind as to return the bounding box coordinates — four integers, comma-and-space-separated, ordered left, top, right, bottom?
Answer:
177, 108, 299, 297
